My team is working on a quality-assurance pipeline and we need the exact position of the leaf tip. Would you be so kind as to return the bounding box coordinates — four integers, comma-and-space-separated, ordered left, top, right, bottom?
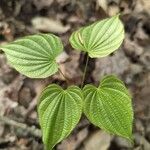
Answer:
126, 134, 134, 146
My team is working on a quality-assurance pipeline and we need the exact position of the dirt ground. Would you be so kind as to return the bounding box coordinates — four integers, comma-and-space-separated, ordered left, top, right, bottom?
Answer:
0, 0, 150, 150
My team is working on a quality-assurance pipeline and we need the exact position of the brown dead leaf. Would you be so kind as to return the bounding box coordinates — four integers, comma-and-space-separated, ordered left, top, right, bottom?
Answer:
58, 51, 82, 84
140, 51, 150, 70
4, 75, 25, 102
108, 4, 120, 16
0, 88, 18, 116
97, 0, 108, 12
56, 51, 69, 64
57, 128, 88, 150
93, 50, 130, 82
123, 36, 144, 58
134, 0, 150, 14
83, 130, 112, 150
33, 0, 54, 10
31, 17, 70, 34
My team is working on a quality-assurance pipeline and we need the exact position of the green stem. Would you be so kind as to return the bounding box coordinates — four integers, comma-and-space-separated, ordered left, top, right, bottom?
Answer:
81, 54, 89, 88
58, 68, 70, 85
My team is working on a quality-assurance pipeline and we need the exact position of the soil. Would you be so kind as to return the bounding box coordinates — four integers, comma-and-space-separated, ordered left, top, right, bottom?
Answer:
0, 0, 150, 150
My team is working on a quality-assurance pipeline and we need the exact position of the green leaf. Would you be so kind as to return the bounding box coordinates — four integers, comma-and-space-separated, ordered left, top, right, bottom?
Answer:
38, 84, 83, 150
0, 34, 63, 78
83, 75, 133, 141
69, 15, 124, 58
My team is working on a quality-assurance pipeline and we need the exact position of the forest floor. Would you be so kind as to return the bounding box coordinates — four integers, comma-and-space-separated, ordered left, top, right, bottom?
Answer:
0, 0, 150, 150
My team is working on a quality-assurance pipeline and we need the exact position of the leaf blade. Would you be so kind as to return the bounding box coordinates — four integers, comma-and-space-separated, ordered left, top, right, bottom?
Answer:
83, 75, 133, 141
0, 34, 63, 78
69, 15, 124, 58
38, 84, 83, 150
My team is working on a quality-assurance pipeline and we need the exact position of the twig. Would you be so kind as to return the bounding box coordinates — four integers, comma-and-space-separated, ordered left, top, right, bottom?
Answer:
24, 97, 37, 119
0, 115, 41, 138
58, 68, 70, 85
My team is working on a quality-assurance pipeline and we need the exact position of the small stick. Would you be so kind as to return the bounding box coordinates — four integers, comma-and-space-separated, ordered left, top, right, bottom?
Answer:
58, 68, 70, 85
0, 115, 41, 138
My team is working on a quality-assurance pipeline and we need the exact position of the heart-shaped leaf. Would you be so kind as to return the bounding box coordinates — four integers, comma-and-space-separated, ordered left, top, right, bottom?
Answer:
69, 15, 124, 58
38, 84, 83, 150
83, 75, 133, 141
0, 34, 63, 78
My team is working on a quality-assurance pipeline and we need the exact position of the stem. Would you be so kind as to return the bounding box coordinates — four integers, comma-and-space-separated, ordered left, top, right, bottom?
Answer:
58, 68, 70, 85
81, 54, 89, 88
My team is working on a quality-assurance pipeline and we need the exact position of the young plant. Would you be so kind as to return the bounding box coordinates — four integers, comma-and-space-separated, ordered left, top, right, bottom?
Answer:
0, 15, 133, 150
